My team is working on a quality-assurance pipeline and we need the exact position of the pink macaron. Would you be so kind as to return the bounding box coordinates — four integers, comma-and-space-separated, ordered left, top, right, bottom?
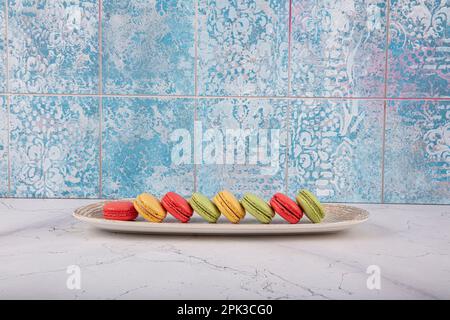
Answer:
103, 201, 138, 221
270, 193, 303, 224
161, 192, 193, 223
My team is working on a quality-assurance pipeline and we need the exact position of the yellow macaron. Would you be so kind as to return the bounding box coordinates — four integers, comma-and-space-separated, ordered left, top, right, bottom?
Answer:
134, 193, 167, 223
212, 190, 245, 223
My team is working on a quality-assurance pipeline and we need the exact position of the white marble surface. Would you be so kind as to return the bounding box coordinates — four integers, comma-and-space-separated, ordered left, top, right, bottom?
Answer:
0, 199, 449, 300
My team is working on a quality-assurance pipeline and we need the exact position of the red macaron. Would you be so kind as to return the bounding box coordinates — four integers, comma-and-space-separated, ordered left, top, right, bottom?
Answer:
103, 201, 138, 221
161, 192, 193, 223
270, 193, 303, 224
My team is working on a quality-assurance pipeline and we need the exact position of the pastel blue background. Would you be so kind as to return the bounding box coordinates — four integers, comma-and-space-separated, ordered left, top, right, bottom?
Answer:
197, 98, 287, 198
0, 0, 448, 204
102, 97, 194, 198
9, 95, 99, 198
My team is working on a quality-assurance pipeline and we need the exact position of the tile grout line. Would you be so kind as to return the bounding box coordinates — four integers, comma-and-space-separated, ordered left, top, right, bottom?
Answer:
193, 0, 198, 193
1, 92, 449, 101
98, 0, 103, 198
381, 100, 387, 203
6, 95, 10, 195
284, 0, 293, 194
383, 0, 391, 100
2, 194, 448, 205
284, 100, 291, 195
5, 0, 11, 195
194, 0, 198, 97
287, 0, 292, 97
381, 0, 391, 203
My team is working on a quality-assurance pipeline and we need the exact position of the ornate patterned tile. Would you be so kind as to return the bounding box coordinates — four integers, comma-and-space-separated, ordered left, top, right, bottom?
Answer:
291, 0, 387, 97
288, 99, 383, 203
8, 0, 99, 94
198, 0, 289, 96
0, 4, 5, 92
384, 101, 450, 204
0, 96, 7, 196
102, 97, 194, 198
9, 96, 99, 198
102, 0, 195, 95
388, 0, 449, 97
197, 99, 287, 199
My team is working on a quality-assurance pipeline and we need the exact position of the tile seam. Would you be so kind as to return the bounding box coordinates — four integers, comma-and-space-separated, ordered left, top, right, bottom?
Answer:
6, 95, 10, 196
381, 100, 387, 203
384, 0, 391, 100
284, 0, 293, 194
193, 0, 198, 193
5, 0, 11, 195
98, 0, 103, 198
381, 0, 391, 203
1, 93, 449, 101
1, 195, 448, 205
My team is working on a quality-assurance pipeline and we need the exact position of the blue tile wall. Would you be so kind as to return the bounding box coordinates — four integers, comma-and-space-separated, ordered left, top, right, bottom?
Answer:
384, 101, 449, 204
9, 96, 99, 198
198, 0, 289, 96
0, 4, 5, 92
288, 99, 383, 203
0, 96, 7, 196
197, 98, 287, 198
102, 0, 195, 95
291, 0, 387, 97
102, 97, 194, 198
0, 0, 448, 203
388, 0, 449, 98
8, 0, 99, 94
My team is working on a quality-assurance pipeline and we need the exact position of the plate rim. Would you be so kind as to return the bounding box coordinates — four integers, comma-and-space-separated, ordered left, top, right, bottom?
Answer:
72, 202, 369, 235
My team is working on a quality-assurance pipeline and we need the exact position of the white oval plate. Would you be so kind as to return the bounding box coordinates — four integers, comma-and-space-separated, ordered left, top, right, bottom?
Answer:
73, 202, 369, 235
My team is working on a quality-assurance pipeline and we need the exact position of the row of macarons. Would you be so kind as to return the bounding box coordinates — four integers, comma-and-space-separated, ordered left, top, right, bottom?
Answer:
103, 189, 325, 224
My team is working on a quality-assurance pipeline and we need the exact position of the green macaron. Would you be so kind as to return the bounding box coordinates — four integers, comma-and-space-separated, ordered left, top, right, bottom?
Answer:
189, 192, 221, 223
241, 193, 274, 224
295, 189, 325, 223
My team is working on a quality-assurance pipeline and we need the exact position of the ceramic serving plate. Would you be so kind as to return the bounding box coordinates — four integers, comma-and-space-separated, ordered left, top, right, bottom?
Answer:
73, 201, 369, 235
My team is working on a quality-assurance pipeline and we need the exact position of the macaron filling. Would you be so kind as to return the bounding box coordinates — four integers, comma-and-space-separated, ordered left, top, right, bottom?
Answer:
215, 193, 239, 221
167, 200, 191, 220
241, 194, 273, 224
213, 192, 244, 223
134, 199, 161, 222
162, 192, 193, 223
301, 192, 324, 219
271, 194, 302, 220
189, 193, 220, 223
296, 190, 325, 223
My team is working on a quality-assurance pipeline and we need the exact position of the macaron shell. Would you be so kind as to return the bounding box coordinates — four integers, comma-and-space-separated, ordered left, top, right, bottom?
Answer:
241, 193, 273, 224
103, 201, 138, 221
213, 194, 239, 223
134, 199, 162, 223
296, 190, 325, 223
212, 191, 245, 223
135, 193, 167, 222
162, 192, 193, 223
220, 190, 246, 219
189, 193, 220, 223
270, 193, 303, 224
303, 189, 325, 219
103, 211, 137, 221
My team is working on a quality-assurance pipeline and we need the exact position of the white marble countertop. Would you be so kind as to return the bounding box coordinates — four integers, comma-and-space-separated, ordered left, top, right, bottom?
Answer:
0, 199, 449, 299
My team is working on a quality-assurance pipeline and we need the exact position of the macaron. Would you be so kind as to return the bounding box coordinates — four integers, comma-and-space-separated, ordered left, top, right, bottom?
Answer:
134, 192, 167, 223
103, 201, 138, 221
295, 189, 325, 223
270, 193, 303, 224
212, 190, 245, 224
189, 192, 221, 223
241, 193, 274, 224
161, 192, 193, 223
